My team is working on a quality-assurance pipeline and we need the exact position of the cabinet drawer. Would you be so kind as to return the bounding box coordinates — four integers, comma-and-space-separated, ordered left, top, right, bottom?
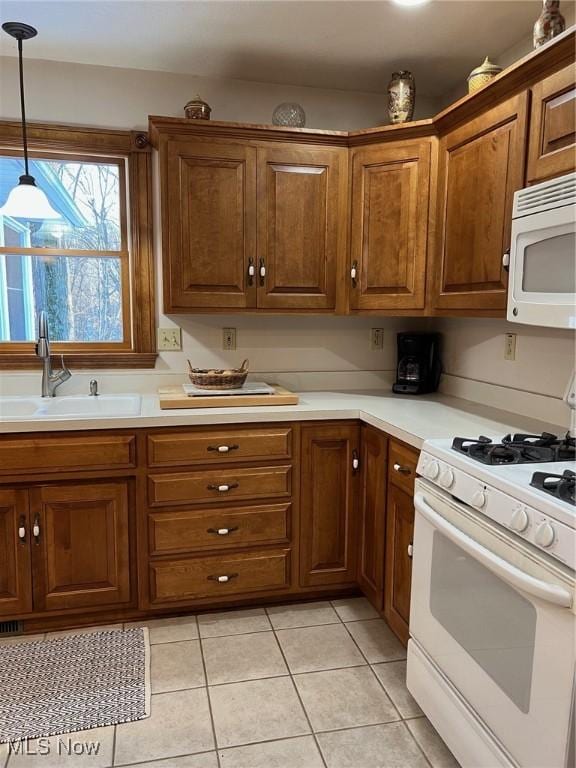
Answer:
149, 502, 291, 555
0, 434, 135, 474
388, 441, 418, 495
148, 465, 292, 506
149, 548, 290, 603
147, 427, 292, 467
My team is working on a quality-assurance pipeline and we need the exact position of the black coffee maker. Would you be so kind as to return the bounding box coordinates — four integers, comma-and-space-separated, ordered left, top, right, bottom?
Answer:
393, 333, 442, 395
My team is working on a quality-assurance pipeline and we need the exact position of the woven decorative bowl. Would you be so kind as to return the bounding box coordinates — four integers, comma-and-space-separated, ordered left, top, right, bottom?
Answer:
187, 359, 249, 390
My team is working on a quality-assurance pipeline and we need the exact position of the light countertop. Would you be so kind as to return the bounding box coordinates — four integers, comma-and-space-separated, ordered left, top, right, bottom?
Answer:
0, 390, 565, 449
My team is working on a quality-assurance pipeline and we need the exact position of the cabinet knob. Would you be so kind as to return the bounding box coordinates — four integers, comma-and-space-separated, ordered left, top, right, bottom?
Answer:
18, 515, 26, 542
207, 444, 239, 454
259, 258, 266, 285
207, 526, 239, 536
350, 261, 358, 284
502, 250, 510, 271
407, 543, 413, 559
393, 463, 412, 475
352, 449, 360, 472
207, 573, 239, 583
32, 515, 41, 542
247, 258, 256, 285
207, 483, 239, 492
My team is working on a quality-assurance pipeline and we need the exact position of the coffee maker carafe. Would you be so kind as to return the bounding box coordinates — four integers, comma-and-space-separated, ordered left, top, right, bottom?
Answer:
393, 333, 441, 395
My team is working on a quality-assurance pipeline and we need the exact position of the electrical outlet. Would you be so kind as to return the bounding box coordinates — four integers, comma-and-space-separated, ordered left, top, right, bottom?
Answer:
223, 327, 237, 351
157, 327, 182, 351
371, 328, 385, 350
504, 333, 517, 361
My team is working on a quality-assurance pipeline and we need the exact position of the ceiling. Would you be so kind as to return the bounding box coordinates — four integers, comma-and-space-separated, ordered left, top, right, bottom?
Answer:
0, 1, 543, 97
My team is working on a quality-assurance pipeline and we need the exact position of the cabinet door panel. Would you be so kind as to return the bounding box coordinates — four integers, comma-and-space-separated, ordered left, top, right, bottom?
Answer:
300, 424, 359, 586
358, 426, 387, 609
31, 482, 131, 612
257, 146, 346, 310
164, 140, 257, 310
350, 141, 430, 310
384, 484, 415, 646
0, 489, 32, 617
433, 94, 528, 311
527, 64, 576, 183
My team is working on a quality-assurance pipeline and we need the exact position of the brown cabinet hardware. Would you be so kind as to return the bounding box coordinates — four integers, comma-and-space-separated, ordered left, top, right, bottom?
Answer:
350, 260, 358, 285
207, 573, 239, 583
32, 514, 41, 544
247, 257, 256, 286
18, 515, 26, 543
259, 258, 266, 285
393, 463, 412, 475
207, 526, 239, 536
207, 444, 239, 454
352, 449, 360, 472
407, 543, 413, 559
207, 483, 239, 492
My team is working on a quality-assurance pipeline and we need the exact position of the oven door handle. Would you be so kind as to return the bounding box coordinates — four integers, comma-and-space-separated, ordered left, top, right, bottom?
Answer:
414, 493, 573, 609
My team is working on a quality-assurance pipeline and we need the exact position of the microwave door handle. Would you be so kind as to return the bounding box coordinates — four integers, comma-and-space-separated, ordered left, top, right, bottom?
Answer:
414, 493, 573, 609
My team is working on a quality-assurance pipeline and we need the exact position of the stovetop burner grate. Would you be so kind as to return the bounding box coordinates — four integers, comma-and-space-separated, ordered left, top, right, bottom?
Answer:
451, 432, 575, 465
530, 469, 576, 505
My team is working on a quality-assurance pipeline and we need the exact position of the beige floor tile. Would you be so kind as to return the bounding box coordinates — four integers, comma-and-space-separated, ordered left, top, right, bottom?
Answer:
151, 640, 205, 693
294, 666, 399, 731
276, 623, 365, 673
7, 726, 114, 767
198, 608, 271, 638
114, 689, 214, 765
317, 722, 429, 768
45, 625, 123, 639
118, 753, 219, 768
209, 677, 310, 748
332, 597, 380, 622
406, 717, 460, 767
0, 633, 45, 646
125, 616, 198, 644
202, 631, 287, 685
219, 736, 324, 768
0, 741, 7, 768
267, 601, 340, 629
345, 619, 406, 663
372, 661, 423, 719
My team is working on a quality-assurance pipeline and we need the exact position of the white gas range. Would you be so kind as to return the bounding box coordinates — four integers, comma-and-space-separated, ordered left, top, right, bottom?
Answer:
406, 432, 575, 768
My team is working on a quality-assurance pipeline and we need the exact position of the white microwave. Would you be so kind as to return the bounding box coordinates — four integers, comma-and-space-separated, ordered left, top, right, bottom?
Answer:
507, 172, 576, 328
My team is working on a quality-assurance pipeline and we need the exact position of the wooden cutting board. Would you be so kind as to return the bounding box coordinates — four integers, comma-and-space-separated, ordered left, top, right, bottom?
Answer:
158, 384, 299, 410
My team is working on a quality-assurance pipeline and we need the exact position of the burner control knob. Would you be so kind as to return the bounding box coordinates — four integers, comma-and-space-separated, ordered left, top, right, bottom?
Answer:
424, 461, 440, 480
439, 469, 455, 489
471, 490, 487, 509
510, 507, 529, 533
535, 521, 555, 548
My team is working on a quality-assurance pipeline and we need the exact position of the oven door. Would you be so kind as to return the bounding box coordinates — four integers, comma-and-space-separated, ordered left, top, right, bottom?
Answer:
507, 203, 576, 329
410, 480, 575, 768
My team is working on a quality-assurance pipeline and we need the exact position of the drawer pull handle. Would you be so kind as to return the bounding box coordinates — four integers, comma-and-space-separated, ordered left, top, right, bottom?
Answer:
207, 526, 239, 536
248, 257, 255, 285
352, 449, 360, 472
18, 515, 26, 542
208, 444, 239, 454
207, 483, 239, 492
407, 543, 413, 559
208, 573, 239, 583
350, 260, 358, 284
32, 514, 41, 543
393, 463, 412, 475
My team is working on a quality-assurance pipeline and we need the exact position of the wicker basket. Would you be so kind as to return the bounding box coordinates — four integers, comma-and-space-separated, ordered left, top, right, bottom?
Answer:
187, 359, 249, 390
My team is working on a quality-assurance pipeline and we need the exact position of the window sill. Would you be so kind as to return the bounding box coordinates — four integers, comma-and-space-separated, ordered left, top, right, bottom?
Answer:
0, 352, 158, 370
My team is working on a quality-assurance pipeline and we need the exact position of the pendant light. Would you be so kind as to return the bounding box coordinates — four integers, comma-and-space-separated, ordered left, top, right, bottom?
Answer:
0, 22, 61, 220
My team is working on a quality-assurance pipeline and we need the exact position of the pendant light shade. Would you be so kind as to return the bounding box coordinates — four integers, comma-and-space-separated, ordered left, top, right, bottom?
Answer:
0, 21, 61, 221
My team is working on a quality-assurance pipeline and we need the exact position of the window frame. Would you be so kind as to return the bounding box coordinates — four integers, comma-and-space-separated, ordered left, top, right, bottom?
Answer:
0, 120, 156, 369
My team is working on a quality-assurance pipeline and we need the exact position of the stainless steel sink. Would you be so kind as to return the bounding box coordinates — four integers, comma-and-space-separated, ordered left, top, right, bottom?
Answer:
0, 394, 142, 420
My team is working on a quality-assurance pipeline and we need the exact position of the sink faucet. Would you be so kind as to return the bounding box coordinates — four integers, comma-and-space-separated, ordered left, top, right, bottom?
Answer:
35, 311, 72, 397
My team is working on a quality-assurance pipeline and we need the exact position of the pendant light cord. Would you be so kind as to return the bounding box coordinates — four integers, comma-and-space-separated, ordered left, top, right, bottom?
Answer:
17, 36, 30, 178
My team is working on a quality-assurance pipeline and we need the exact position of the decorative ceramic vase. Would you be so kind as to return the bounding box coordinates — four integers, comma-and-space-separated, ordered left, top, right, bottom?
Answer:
467, 57, 503, 94
184, 95, 212, 120
387, 71, 415, 125
533, 0, 565, 48
272, 102, 306, 127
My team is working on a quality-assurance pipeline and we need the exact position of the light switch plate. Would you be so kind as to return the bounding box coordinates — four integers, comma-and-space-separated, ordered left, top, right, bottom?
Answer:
371, 328, 385, 350
157, 327, 182, 351
223, 327, 237, 351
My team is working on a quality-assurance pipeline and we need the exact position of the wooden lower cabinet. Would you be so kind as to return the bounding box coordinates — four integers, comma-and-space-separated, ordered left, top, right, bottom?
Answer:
31, 482, 131, 612
0, 489, 32, 617
299, 423, 360, 587
384, 483, 415, 645
357, 425, 387, 609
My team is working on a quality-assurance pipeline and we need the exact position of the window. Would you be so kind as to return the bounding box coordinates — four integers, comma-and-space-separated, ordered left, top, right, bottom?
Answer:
0, 122, 156, 368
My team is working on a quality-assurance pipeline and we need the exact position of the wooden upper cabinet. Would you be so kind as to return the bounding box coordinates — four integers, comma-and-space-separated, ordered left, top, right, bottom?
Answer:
0, 489, 32, 617
256, 145, 346, 310
31, 482, 131, 612
350, 140, 431, 311
162, 139, 257, 311
299, 423, 360, 587
432, 93, 528, 312
527, 64, 576, 184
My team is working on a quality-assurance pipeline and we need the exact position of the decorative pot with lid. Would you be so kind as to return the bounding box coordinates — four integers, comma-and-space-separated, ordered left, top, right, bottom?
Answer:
184, 95, 212, 120
467, 57, 502, 94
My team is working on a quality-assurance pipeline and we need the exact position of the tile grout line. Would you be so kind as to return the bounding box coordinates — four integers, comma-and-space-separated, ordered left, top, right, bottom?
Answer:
197, 615, 224, 768
113, 747, 217, 767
